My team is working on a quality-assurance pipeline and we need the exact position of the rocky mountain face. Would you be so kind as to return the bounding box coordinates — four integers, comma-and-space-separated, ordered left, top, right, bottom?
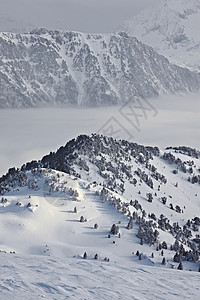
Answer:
0, 28, 200, 108
118, 0, 200, 71
1, 134, 200, 269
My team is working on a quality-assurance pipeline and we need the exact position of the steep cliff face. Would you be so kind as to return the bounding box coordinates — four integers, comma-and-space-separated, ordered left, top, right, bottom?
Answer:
0, 29, 200, 108
118, 0, 200, 71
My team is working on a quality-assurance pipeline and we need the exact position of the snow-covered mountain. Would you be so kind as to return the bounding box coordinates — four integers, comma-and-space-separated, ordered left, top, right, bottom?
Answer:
1, 133, 200, 297
0, 28, 200, 108
1, 134, 200, 269
118, 0, 200, 71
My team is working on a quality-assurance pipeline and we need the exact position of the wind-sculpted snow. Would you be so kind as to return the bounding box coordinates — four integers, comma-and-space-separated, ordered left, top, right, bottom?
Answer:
0, 29, 200, 108
0, 253, 200, 300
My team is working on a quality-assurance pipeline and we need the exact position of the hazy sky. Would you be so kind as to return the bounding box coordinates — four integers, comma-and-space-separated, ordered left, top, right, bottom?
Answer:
0, 0, 155, 33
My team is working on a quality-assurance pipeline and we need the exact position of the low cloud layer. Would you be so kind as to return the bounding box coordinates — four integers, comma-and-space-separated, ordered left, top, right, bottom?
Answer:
0, 92, 199, 176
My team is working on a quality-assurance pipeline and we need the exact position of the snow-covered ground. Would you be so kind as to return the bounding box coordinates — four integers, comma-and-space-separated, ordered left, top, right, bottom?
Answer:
0, 166, 200, 299
0, 92, 199, 176
1, 253, 200, 300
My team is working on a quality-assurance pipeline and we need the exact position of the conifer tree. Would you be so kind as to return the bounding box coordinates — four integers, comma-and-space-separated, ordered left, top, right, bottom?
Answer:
177, 262, 183, 270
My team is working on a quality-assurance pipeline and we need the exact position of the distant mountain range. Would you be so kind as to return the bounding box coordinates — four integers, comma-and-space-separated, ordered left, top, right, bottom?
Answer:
0, 29, 200, 108
118, 0, 200, 71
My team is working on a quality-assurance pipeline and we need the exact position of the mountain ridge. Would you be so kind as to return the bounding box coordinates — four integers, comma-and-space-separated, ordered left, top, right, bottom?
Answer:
0, 29, 200, 108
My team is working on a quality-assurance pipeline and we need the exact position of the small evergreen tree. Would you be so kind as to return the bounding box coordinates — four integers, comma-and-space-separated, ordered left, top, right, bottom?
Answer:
146, 193, 153, 202
174, 252, 182, 263
80, 216, 84, 222
161, 197, 167, 205
136, 250, 140, 256
94, 253, 98, 260
94, 223, 98, 229
177, 262, 183, 270
162, 241, 167, 249
110, 224, 119, 235
127, 217, 133, 230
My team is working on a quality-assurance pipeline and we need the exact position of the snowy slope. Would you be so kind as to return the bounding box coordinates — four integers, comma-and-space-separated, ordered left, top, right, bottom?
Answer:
0, 134, 200, 298
1, 253, 200, 300
0, 29, 200, 108
0, 253, 200, 300
1, 135, 200, 267
118, 0, 200, 71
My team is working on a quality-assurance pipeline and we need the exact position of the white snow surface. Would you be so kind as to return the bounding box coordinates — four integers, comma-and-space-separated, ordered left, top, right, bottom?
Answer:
1, 253, 200, 300
0, 165, 200, 299
117, 0, 200, 71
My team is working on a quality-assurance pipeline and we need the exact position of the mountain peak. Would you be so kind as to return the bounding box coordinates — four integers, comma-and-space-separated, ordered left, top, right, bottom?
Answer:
117, 0, 200, 71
